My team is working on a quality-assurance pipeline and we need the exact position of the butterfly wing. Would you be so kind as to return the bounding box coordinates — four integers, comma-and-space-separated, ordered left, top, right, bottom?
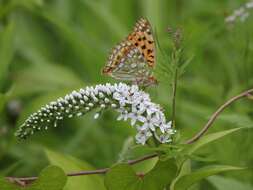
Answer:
128, 18, 155, 67
102, 41, 152, 81
102, 18, 156, 85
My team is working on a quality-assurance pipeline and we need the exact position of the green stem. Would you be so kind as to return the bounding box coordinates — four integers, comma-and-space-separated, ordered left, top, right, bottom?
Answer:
171, 62, 178, 128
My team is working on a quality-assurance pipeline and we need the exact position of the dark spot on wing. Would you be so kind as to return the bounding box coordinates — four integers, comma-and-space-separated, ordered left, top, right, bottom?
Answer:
147, 49, 152, 54
141, 45, 146, 49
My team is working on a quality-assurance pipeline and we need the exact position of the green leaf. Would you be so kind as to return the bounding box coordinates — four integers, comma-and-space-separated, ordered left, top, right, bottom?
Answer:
105, 159, 177, 190
170, 159, 191, 190
0, 21, 15, 90
219, 114, 253, 128
104, 164, 141, 190
45, 149, 106, 190
0, 166, 66, 190
183, 127, 246, 155
178, 55, 194, 77
30, 165, 67, 190
208, 175, 253, 190
143, 158, 178, 190
172, 165, 245, 190
9, 63, 84, 98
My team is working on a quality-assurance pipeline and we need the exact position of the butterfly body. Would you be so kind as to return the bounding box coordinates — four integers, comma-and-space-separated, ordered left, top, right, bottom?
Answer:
102, 18, 157, 86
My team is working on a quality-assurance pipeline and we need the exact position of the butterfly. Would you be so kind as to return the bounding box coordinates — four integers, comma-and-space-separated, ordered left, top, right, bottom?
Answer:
102, 18, 157, 86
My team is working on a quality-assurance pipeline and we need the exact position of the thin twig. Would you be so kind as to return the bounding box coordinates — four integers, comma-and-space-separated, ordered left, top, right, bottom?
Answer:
185, 88, 253, 144
6, 153, 158, 185
6, 88, 253, 186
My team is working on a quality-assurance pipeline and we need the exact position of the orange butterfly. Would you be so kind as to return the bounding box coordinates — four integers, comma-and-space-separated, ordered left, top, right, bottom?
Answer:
102, 18, 157, 86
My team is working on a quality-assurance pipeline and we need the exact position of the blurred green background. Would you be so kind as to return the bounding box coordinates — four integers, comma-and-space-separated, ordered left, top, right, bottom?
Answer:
0, 0, 253, 189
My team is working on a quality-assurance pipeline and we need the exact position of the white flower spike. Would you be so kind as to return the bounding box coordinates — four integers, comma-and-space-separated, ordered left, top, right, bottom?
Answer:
15, 83, 175, 144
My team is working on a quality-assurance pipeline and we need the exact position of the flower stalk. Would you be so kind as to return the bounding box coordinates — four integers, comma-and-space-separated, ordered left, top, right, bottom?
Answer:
168, 27, 183, 128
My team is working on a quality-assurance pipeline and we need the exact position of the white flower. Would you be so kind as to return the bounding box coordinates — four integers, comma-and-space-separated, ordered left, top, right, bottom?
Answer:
113, 92, 130, 107
94, 113, 100, 119
128, 107, 146, 126
115, 83, 131, 97
132, 92, 150, 106
138, 114, 158, 131
160, 121, 172, 133
141, 102, 160, 116
225, 1, 253, 24
240, 12, 249, 22
246, 1, 253, 9
117, 109, 129, 121
155, 133, 172, 144
234, 7, 245, 17
129, 85, 139, 94
135, 128, 152, 145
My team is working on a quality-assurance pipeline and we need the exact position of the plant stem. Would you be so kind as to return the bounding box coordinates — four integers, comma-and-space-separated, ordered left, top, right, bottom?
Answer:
171, 66, 178, 128
6, 153, 158, 186
185, 88, 253, 144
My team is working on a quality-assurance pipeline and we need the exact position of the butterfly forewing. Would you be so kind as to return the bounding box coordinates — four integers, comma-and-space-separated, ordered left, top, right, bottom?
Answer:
128, 18, 155, 67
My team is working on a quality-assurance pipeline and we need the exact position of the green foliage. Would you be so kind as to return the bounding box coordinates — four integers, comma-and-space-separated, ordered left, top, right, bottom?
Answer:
10, 63, 84, 98
172, 165, 245, 190
183, 127, 247, 155
170, 159, 191, 190
0, 165, 66, 190
29, 165, 67, 190
208, 175, 253, 190
45, 149, 106, 190
105, 158, 177, 190
0, 21, 15, 91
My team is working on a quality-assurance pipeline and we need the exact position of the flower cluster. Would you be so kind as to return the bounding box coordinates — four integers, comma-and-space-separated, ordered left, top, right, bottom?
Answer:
15, 83, 175, 145
225, 1, 253, 24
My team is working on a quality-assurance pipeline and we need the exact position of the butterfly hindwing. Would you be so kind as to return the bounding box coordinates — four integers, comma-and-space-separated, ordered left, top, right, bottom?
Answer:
103, 41, 152, 81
